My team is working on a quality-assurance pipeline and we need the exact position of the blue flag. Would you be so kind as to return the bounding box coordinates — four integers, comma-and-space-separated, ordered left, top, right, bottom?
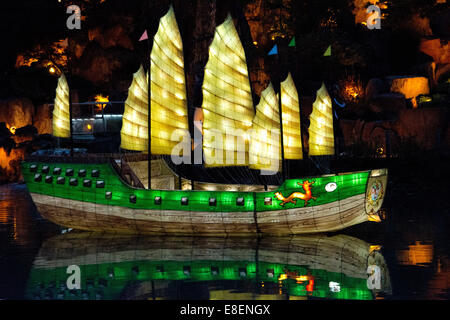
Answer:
268, 44, 278, 56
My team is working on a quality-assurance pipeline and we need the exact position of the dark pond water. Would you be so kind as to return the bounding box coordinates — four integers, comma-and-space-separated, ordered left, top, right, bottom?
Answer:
0, 163, 449, 300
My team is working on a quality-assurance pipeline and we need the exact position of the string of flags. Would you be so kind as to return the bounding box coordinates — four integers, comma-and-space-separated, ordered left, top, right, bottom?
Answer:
267, 36, 332, 58
268, 36, 296, 56
142, 30, 332, 59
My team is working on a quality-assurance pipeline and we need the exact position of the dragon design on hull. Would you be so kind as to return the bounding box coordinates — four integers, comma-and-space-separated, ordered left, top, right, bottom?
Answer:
275, 180, 317, 206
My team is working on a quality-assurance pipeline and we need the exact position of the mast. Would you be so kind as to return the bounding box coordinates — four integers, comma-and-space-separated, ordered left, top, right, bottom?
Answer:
147, 37, 152, 189
68, 36, 74, 157
277, 82, 286, 180
68, 79, 74, 157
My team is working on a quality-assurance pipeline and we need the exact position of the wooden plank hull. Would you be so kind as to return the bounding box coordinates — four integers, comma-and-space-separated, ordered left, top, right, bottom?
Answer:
31, 192, 369, 236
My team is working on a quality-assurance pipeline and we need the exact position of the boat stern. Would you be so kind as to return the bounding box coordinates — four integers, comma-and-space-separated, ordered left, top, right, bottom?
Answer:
364, 168, 388, 222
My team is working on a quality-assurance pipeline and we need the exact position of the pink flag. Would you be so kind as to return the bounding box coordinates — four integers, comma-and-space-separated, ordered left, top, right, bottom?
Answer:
139, 30, 148, 41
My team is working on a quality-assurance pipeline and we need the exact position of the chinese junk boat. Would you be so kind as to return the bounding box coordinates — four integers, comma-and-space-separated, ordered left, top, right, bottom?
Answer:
22, 6, 388, 236
25, 233, 391, 300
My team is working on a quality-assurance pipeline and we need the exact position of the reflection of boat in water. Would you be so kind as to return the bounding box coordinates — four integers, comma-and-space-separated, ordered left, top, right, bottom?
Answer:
25, 233, 391, 300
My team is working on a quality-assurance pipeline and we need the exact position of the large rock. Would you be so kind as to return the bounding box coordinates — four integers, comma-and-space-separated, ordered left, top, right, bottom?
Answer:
338, 107, 449, 152
388, 76, 430, 108
87, 19, 134, 51
34, 104, 53, 135
430, 7, 450, 37
368, 93, 406, 117
0, 98, 34, 129
393, 108, 449, 150
244, 0, 293, 48
73, 42, 128, 87
365, 78, 387, 102
249, 57, 270, 96
187, 0, 217, 108
0, 98, 54, 135
407, 13, 433, 37
245, 0, 264, 45
0, 146, 26, 184
420, 38, 450, 65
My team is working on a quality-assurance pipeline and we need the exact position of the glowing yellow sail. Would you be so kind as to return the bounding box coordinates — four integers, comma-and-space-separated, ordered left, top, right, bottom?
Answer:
52, 74, 70, 138
308, 83, 334, 156
120, 65, 149, 151
120, 6, 189, 154
249, 83, 281, 171
149, 5, 189, 155
281, 72, 303, 159
201, 14, 254, 166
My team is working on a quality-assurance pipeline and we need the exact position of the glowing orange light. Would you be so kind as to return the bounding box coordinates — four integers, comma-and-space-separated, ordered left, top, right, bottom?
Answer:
370, 245, 382, 253
338, 76, 364, 103
6, 124, 16, 135
306, 279, 314, 292
49, 66, 56, 74
295, 275, 309, 282
368, 214, 382, 222
94, 94, 109, 112
86, 124, 92, 130
279, 272, 311, 283
278, 274, 288, 281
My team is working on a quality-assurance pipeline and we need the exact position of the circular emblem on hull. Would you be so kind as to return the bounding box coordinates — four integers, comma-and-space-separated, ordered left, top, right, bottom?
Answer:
325, 182, 337, 192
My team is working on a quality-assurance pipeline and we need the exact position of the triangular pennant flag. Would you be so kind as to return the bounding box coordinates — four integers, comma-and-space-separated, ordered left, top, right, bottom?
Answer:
139, 30, 148, 41
323, 45, 331, 56
288, 37, 296, 47
268, 44, 278, 56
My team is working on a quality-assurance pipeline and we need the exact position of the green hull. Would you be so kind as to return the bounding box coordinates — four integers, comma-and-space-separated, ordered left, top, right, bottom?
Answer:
21, 159, 388, 235
25, 233, 391, 300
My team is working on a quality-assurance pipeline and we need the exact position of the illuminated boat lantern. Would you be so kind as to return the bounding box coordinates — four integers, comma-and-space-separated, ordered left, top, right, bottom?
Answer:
25, 233, 391, 300
21, 6, 388, 236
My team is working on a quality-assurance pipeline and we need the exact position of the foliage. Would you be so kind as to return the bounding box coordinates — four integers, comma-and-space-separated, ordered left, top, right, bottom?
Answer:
15, 40, 68, 75
337, 74, 365, 104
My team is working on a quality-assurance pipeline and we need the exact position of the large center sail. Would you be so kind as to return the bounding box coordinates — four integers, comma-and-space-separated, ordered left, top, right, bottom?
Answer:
120, 5, 189, 155
308, 83, 334, 156
281, 72, 303, 159
249, 83, 281, 172
52, 73, 70, 138
201, 14, 254, 167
